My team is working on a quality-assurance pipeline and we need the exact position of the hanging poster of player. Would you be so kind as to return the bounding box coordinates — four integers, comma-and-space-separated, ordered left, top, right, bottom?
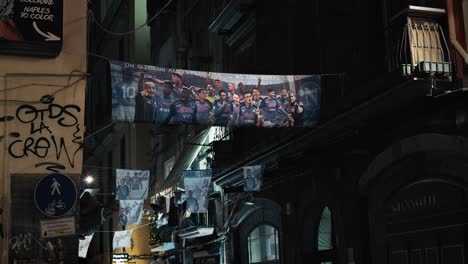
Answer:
110, 60, 320, 127
119, 200, 144, 226
78, 233, 94, 258
115, 169, 149, 200
243, 165, 263, 192
182, 170, 212, 213
113, 230, 133, 250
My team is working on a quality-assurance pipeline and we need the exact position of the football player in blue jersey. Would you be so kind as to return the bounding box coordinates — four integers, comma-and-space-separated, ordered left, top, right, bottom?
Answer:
230, 93, 241, 127
205, 84, 218, 104
167, 88, 197, 125
145, 72, 187, 99
195, 88, 213, 126
278, 87, 290, 111
244, 169, 257, 191
252, 87, 262, 109
170, 72, 187, 98
154, 81, 176, 125
213, 90, 233, 126
227, 83, 237, 102
205, 72, 224, 97
238, 92, 262, 127
288, 91, 304, 127
134, 76, 157, 123
237, 82, 247, 102
259, 88, 280, 127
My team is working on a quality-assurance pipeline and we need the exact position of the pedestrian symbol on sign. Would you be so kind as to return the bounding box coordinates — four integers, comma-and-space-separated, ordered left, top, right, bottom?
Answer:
34, 173, 77, 217
51, 178, 62, 195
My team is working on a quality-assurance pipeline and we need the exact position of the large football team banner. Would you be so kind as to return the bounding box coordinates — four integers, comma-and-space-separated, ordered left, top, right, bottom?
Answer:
111, 60, 320, 127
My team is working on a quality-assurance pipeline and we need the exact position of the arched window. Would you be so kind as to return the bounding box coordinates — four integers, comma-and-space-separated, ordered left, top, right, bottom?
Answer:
317, 207, 335, 264
248, 224, 280, 263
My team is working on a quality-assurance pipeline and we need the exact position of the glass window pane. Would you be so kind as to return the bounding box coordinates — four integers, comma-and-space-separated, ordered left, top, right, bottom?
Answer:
265, 227, 279, 261
249, 235, 261, 263
248, 224, 280, 263
318, 207, 333, 250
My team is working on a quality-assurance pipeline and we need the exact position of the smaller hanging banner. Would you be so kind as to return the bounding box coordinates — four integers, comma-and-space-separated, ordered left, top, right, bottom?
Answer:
113, 230, 133, 250
119, 200, 144, 226
174, 190, 187, 206
115, 169, 149, 200
78, 233, 94, 258
183, 170, 212, 213
155, 213, 169, 228
243, 165, 263, 192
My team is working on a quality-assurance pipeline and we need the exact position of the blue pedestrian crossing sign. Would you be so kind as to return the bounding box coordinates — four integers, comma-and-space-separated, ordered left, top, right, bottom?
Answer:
34, 173, 77, 217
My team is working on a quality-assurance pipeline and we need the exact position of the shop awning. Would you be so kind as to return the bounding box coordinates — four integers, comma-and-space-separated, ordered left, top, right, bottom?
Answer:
177, 227, 215, 239
156, 128, 210, 193
150, 242, 177, 253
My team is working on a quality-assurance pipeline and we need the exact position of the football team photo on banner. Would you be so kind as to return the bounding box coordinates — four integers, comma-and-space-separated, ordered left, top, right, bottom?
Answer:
115, 169, 149, 200
111, 60, 320, 127
119, 200, 144, 226
113, 230, 133, 250
183, 170, 212, 213
243, 165, 263, 191
78, 233, 94, 258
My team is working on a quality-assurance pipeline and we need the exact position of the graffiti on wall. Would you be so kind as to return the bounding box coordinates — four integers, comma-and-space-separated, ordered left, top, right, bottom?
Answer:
9, 233, 47, 254
7, 95, 82, 172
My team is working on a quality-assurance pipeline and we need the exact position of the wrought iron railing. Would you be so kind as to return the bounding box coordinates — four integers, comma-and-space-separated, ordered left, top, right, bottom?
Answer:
389, 18, 452, 79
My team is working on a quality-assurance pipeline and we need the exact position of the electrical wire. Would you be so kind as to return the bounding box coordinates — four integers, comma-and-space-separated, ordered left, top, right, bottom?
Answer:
88, 51, 111, 61
94, 219, 158, 233
0, 71, 87, 104
2, 76, 85, 94
83, 165, 164, 173
89, 0, 175, 36
83, 122, 114, 141
0, 79, 82, 93
222, 199, 238, 230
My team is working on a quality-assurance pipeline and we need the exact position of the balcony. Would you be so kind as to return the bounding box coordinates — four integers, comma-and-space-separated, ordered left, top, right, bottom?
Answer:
387, 6, 452, 81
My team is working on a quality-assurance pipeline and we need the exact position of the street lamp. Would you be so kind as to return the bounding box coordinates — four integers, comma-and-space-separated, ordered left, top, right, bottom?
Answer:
84, 175, 94, 184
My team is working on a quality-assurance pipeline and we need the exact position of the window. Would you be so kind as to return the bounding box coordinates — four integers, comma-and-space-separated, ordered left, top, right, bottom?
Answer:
248, 225, 280, 263
317, 207, 335, 264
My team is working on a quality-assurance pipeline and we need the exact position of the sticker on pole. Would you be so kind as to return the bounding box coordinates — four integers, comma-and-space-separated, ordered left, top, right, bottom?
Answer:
40, 216, 76, 238
34, 173, 77, 217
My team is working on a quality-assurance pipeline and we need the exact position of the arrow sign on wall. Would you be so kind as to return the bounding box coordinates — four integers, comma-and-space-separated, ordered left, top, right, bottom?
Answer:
33, 21, 60, 41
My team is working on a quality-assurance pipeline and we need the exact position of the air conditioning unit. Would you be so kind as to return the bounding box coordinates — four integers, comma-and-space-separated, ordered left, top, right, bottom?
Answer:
177, 227, 214, 239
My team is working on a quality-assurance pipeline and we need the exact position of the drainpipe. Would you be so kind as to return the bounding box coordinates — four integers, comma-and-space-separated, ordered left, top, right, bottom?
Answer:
447, 0, 468, 64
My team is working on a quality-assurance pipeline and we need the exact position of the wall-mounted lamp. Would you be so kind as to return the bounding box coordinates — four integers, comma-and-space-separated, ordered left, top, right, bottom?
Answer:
84, 176, 95, 184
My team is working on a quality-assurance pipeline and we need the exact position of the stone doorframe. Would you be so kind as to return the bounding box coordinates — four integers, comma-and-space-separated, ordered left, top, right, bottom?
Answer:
359, 133, 468, 264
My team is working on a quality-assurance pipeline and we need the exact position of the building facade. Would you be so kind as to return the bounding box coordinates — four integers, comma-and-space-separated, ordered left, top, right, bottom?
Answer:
0, 0, 88, 263
83, 0, 468, 264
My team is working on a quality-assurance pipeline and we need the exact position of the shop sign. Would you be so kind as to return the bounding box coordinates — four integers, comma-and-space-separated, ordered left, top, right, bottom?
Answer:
0, 0, 63, 57
112, 253, 129, 263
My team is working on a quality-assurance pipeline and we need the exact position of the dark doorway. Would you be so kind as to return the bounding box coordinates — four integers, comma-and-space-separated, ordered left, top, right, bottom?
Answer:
385, 180, 468, 264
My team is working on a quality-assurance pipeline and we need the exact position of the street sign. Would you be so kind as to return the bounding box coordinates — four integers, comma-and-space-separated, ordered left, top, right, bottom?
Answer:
34, 173, 77, 217
40, 216, 75, 238
0, 0, 63, 57
112, 253, 129, 263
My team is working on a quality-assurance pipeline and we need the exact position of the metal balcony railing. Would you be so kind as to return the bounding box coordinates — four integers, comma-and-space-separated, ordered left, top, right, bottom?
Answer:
389, 17, 452, 80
